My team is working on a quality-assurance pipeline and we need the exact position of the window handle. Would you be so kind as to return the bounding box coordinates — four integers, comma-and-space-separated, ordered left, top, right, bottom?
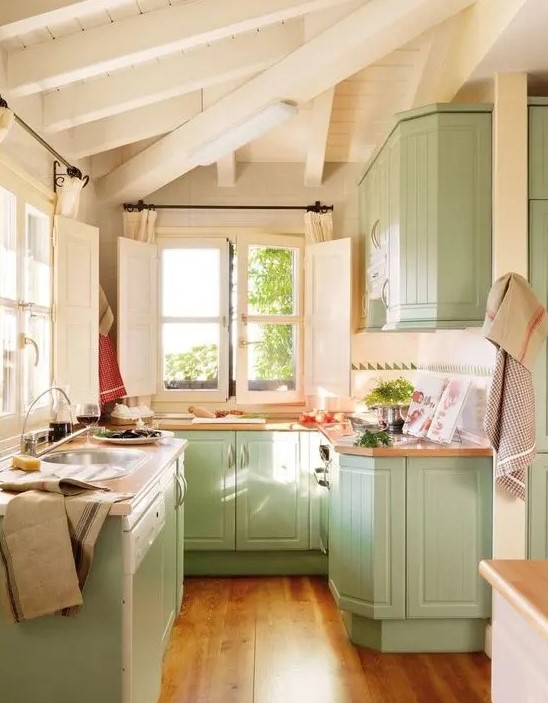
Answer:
21, 334, 39, 367
239, 338, 261, 347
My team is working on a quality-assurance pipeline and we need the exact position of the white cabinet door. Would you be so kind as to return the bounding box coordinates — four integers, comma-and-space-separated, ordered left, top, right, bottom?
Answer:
53, 215, 99, 403
118, 238, 158, 397
304, 238, 351, 399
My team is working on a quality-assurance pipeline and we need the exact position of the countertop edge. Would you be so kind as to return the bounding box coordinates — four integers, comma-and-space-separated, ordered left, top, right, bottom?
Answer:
479, 560, 548, 641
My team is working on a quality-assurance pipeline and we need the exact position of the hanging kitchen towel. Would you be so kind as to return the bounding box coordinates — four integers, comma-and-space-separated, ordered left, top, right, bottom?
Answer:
99, 286, 114, 336
0, 477, 128, 623
99, 334, 127, 406
483, 273, 548, 500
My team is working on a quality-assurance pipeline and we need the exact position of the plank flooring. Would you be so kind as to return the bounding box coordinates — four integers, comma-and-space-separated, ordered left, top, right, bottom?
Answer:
159, 577, 491, 703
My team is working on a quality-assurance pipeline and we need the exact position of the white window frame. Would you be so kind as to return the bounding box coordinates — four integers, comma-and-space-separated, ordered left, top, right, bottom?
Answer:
155, 236, 230, 403
0, 155, 54, 448
235, 232, 304, 405
153, 229, 304, 405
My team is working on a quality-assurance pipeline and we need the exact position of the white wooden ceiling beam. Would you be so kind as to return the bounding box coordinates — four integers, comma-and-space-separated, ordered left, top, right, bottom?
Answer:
60, 93, 202, 159
97, 0, 476, 203
7, 0, 357, 96
216, 154, 237, 187
411, 0, 528, 106
42, 21, 303, 132
0, 0, 129, 41
304, 88, 335, 187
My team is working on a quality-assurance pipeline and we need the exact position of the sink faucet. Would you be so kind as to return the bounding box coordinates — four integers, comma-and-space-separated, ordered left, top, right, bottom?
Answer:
20, 386, 87, 458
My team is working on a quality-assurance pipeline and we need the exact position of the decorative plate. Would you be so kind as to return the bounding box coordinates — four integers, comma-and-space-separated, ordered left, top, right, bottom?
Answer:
93, 430, 174, 445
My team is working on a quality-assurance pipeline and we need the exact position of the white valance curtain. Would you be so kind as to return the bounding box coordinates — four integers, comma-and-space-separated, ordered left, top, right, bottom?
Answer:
0, 107, 15, 144
122, 208, 157, 243
304, 210, 334, 244
54, 175, 86, 218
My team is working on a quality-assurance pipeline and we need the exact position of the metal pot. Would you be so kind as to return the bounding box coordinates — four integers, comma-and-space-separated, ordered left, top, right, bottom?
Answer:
374, 405, 408, 434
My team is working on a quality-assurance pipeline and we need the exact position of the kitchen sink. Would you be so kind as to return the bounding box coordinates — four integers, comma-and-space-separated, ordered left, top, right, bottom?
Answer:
42, 448, 146, 480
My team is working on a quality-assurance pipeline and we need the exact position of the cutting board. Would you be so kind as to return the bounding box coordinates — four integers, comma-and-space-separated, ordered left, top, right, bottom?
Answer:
191, 417, 266, 424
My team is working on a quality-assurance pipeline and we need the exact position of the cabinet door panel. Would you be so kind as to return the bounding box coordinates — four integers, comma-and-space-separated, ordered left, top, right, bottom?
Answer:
528, 457, 548, 558
236, 432, 309, 550
176, 458, 185, 611
175, 431, 235, 551
529, 201, 548, 451
529, 106, 548, 199
329, 456, 406, 619
407, 458, 492, 618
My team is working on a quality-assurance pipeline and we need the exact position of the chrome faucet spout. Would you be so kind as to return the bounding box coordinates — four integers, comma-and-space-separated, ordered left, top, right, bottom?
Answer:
20, 386, 73, 456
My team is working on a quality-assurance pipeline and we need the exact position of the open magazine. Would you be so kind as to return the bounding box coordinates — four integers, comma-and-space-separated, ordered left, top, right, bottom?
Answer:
403, 374, 471, 443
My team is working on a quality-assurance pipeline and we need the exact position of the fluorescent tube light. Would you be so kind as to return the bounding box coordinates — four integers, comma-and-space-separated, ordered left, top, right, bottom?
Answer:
191, 101, 298, 166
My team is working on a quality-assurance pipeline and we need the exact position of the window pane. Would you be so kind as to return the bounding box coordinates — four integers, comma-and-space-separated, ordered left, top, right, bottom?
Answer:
162, 322, 220, 390
246, 323, 297, 391
162, 249, 220, 317
25, 206, 51, 307
23, 314, 51, 408
0, 187, 17, 300
0, 308, 17, 416
247, 246, 297, 316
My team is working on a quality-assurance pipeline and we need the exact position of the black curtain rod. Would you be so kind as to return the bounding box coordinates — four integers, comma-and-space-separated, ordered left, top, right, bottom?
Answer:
0, 94, 89, 190
123, 199, 334, 213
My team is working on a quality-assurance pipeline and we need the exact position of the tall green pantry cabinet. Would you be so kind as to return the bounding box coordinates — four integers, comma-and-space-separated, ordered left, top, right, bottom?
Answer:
528, 100, 548, 557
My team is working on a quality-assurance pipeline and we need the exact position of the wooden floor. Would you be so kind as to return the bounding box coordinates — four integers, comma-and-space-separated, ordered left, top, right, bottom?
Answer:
159, 577, 491, 703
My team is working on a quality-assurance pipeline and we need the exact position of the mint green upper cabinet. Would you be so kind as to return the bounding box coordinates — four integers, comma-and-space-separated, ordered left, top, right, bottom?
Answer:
360, 104, 492, 331
528, 457, 548, 558
406, 457, 492, 619
175, 431, 235, 551
236, 432, 309, 550
329, 454, 406, 619
529, 104, 548, 199
529, 201, 548, 451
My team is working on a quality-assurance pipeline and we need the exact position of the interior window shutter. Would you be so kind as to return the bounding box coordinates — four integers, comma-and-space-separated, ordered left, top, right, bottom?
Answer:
304, 238, 352, 399
53, 215, 99, 403
118, 237, 158, 397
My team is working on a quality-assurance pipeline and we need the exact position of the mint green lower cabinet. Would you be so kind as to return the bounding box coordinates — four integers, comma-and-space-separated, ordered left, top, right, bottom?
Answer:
406, 457, 492, 619
329, 454, 406, 619
329, 453, 493, 652
175, 431, 235, 551
0, 519, 125, 703
528, 456, 548, 558
236, 431, 309, 550
161, 468, 177, 652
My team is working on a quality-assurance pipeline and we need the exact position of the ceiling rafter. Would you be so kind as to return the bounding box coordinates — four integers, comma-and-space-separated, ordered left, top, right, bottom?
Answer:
42, 20, 303, 132
96, 0, 476, 203
304, 88, 335, 187
216, 154, 237, 187
6, 0, 358, 96
411, 0, 529, 105
0, 0, 129, 41
59, 93, 202, 159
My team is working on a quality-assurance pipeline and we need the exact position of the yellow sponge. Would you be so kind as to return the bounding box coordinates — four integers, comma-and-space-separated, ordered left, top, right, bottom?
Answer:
12, 455, 41, 472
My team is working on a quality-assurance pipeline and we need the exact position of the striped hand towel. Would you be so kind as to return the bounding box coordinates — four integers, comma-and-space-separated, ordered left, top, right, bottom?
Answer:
483, 273, 548, 500
0, 477, 130, 623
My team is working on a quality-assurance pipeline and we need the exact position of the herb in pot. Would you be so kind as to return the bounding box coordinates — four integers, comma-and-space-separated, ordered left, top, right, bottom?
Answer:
363, 377, 414, 407
354, 429, 393, 448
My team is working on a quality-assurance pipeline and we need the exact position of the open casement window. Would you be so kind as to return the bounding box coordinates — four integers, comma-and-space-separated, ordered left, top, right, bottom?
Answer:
155, 237, 230, 403
304, 238, 351, 400
236, 234, 304, 405
53, 215, 99, 404
0, 160, 54, 443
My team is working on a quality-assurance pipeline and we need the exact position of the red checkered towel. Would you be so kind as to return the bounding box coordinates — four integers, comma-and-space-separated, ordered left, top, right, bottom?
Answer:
99, 334, 126, 406
483, 273, 548, 500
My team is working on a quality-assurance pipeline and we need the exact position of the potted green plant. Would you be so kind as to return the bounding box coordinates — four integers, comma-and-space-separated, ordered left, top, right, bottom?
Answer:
363, 377, 414, 433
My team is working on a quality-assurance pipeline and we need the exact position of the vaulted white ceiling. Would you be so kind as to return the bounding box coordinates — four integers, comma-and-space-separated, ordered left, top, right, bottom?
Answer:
0, 0, 544, 201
